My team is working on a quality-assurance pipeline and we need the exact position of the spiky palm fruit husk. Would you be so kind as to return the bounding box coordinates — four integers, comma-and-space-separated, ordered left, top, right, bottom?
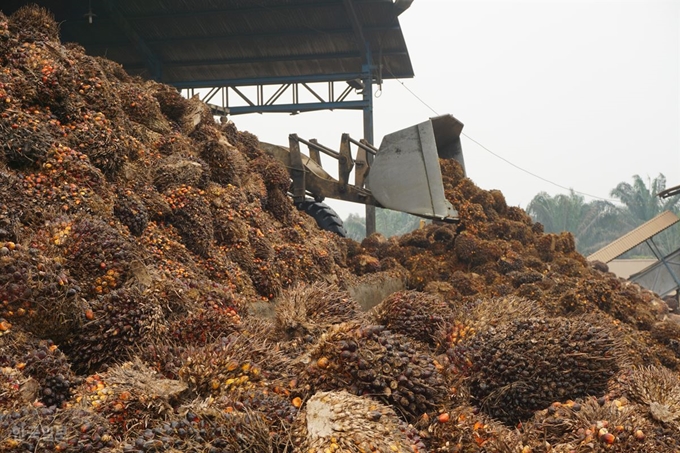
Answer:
436, 296, 544, 355
369, 290, 453, 346
213, 388, 301, 450
179, 333, 273, 398
75, 360, 186, 438
0, 405, 117, 452
292, 390, 427, 453
521, 396, 679, 452
0, 366, 38, 413
614, 366, 680, 430
118, 399, 273, 453
450, 317, 623, 427
422, 405, 517, 453
137, 341, 187, 381
63, 287, 166, 374
650, 321, 680, 357
274, 282, 362, 340
297, 322, 448, 422
6, 5, 59, 43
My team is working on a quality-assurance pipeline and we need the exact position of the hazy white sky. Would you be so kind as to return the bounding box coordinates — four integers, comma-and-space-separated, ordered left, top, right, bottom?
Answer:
232, 0, 680, 221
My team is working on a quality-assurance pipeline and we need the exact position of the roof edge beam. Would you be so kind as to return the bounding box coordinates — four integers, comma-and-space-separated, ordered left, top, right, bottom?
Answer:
122, 1, 341, 20
126, 50, 407, 70
81, 25, 400, 48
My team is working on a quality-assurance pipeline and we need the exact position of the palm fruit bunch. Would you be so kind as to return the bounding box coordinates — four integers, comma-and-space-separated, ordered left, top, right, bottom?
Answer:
75, 360, 186, 438
650, 320, 680, 357
522, 396, 677, 452
118, 81, 173, 135
137, 222, 202, 279
65, 110, 140, 177
150, 83, 190, 126
297, 321, 448, 421
163, 185, 214, 257
213, 388, 301, 450
179, 333, 268, 397
292, 390, 428, 453
63, 287, 165, 374
18, 340, 77, 408
0, 239, 83, 342
453, 231, 504, 268
118, 401, 273, 453
0, 106, 55, 169
153, 155, 209, 193
167, 306, 241, 348
274, 281, 362, 340
0, 405, 116, 452
44, 216, 140, 299
422, 405, 517, 453
137, 341, 187, 382
436, 296, 544, 357
191, 122, 249, 187
450, 316, 622, 426
0, 327, 77, 409
0, 143, 111, 227
113, 188, 149, 237
206, 183, 251, 246
369, 290, 453, 346
248, 155, 293, 220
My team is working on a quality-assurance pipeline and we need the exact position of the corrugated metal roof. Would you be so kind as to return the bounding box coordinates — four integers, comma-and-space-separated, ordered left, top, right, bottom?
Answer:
587, 211, 680, 263
1, 0, 414, 87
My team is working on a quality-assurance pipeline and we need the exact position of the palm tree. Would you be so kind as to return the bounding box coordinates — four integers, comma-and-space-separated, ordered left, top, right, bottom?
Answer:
610, 174, 680, 257
527, 190, 588, 234
526, 190, 623, 255
610, 174, 680, 224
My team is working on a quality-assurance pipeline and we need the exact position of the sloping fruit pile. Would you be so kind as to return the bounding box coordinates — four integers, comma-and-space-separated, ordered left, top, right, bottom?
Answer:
1, 5, 680, 453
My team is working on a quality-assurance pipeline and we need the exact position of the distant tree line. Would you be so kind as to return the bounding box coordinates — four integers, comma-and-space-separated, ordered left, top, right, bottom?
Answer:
343, 174, 680, 259
343, 209, 426, 242
526, 174, 680, 258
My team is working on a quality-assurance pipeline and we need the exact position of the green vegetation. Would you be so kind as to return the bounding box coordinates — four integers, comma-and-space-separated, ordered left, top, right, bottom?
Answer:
527, 174, 680, 258
343, 208, 426, 241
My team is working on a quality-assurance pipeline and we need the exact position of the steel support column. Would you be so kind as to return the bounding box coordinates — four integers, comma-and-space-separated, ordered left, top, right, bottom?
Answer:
363, 47, 376, 237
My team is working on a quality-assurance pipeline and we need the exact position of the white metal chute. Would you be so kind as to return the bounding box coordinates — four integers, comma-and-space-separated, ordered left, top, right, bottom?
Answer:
367, 115, 463, 222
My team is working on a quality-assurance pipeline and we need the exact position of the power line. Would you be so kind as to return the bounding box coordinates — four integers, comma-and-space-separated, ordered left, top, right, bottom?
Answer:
387, 73, 620, 203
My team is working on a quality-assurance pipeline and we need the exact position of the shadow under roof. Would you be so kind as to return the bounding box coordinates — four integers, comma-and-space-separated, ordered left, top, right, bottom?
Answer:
1, 0, 415, 88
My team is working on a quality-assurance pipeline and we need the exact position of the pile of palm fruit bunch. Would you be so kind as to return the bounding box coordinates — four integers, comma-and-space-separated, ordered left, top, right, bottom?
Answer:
2, 4, 680, 453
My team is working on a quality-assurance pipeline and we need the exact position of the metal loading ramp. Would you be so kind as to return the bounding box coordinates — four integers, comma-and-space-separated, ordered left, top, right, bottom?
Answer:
587, 210, 680, 297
